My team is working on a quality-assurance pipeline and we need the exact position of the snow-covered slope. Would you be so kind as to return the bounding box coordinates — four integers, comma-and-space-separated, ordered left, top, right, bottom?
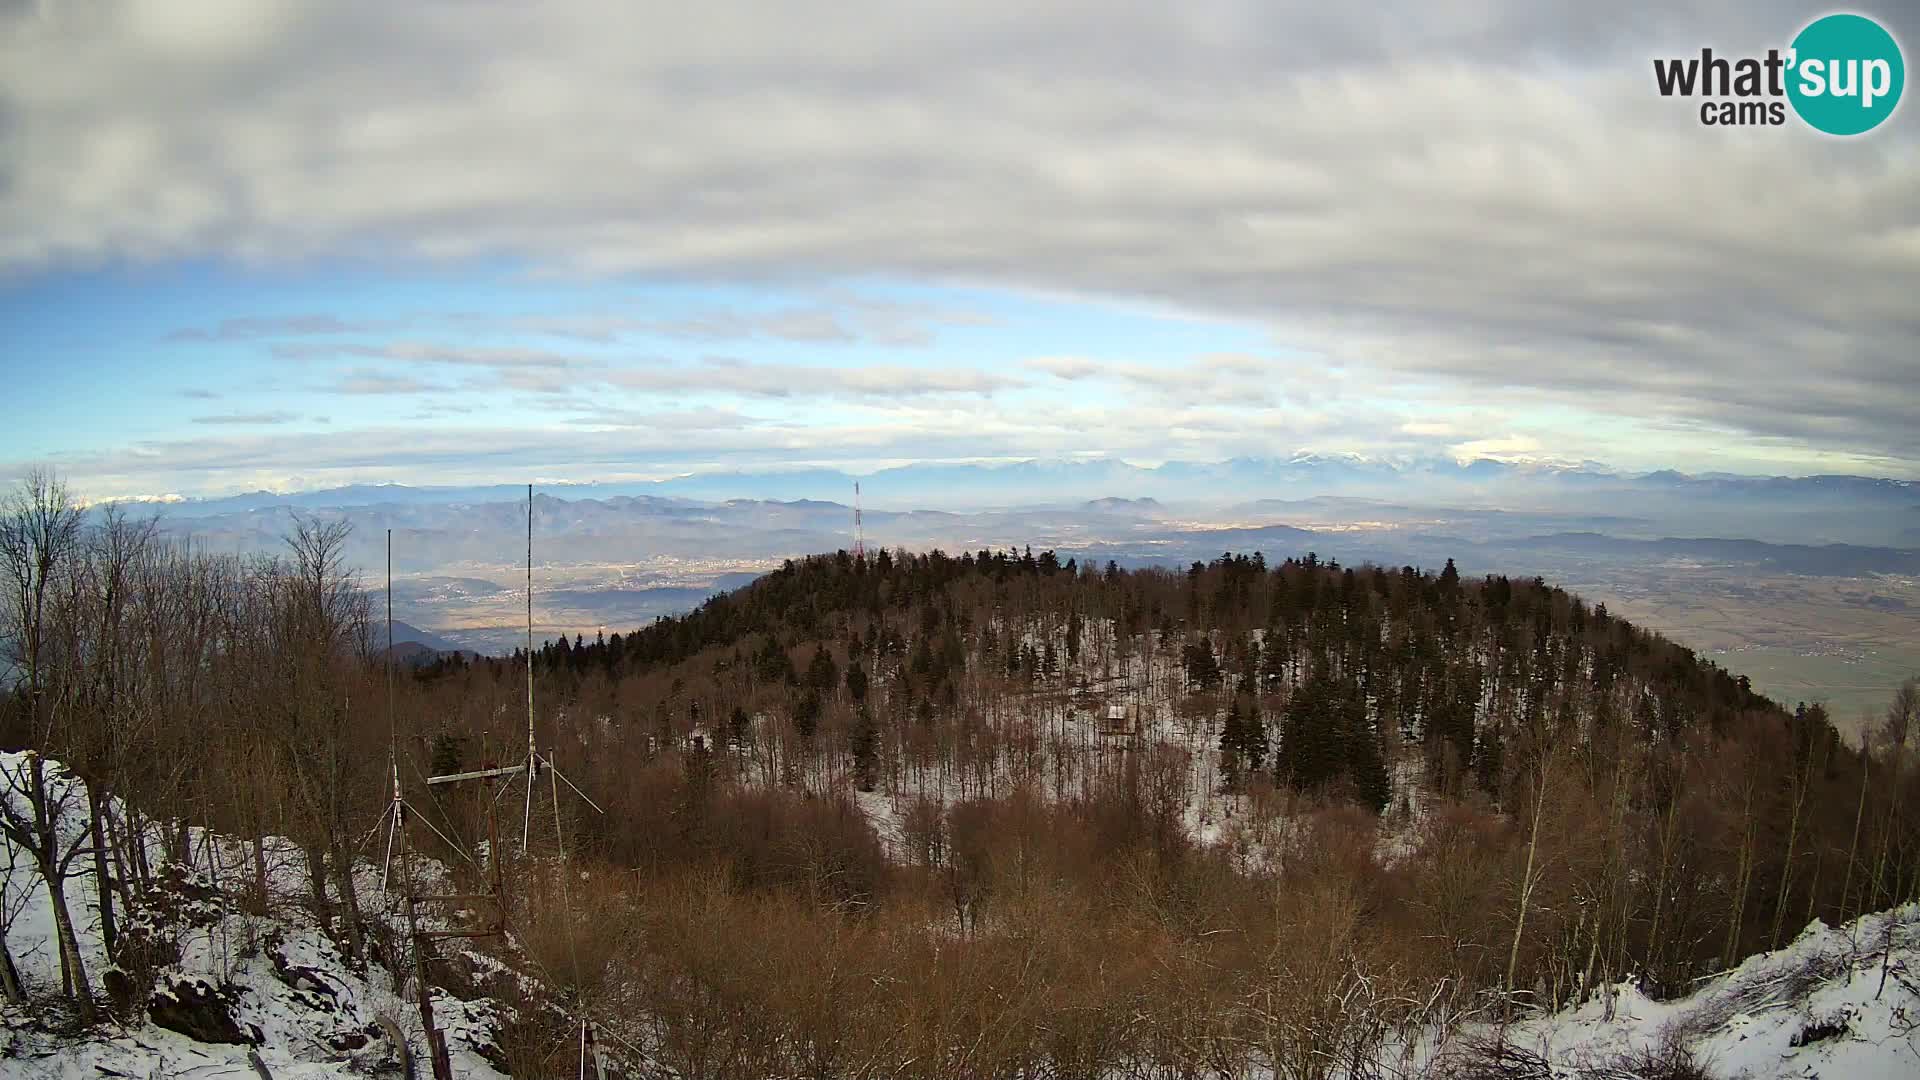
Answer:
1467, 904, 1920, 1079
1, 752, 511, 1078
5, 749, 1916, 1079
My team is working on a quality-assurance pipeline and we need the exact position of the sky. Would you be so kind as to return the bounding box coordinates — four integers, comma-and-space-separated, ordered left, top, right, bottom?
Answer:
1, 0, 1916, 499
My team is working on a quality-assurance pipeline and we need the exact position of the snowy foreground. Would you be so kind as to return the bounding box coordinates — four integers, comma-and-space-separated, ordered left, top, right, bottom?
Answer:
1, 752, 509, 1079
4, 751, 1917, 1079
1484, 904, 1919, 1079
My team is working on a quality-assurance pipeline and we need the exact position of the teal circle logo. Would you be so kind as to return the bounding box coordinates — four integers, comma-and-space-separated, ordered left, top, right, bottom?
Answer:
1787, 13, 1904, 135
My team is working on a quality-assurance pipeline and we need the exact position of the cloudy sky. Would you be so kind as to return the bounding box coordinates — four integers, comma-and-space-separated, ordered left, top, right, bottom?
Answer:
1, 0, 1915, 498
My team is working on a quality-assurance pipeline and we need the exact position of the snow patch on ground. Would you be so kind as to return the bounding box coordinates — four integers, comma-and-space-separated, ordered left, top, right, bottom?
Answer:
1, 751, 510, 1079
1486, 904, 1919, 1079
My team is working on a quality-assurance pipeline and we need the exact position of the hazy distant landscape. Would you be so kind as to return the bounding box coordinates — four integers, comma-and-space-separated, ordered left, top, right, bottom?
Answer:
9, 2, 1920, 1074
141, 456, 1920, 729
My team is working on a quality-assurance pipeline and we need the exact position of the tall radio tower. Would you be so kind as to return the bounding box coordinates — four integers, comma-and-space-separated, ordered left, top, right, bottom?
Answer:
852, 480, 866, 561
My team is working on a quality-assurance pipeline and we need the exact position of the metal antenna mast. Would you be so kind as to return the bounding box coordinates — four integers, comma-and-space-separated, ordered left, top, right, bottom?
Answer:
376, 532, 403, 894
425, 484, 603, 836
852, 480, 866, 561
399, 484, 607, 1077
366, 528, 462, 1080
377, 530, 405, 895
387, 529, 394, 755
361, 502, 613, 1078
525, 482, 537, 845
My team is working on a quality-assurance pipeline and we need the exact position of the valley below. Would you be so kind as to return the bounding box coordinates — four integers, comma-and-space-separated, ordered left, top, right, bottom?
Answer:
280, 485, 1920, 732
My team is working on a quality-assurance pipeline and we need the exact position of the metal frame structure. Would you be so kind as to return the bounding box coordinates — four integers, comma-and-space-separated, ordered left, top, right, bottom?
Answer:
377, 489, 608, 1079
852, 480, 866, 561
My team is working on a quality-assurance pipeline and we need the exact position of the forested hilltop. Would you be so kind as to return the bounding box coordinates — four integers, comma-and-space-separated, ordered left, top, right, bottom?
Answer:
6, 470, 1918, 1077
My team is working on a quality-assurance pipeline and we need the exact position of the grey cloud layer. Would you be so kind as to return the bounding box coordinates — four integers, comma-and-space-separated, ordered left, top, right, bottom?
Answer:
169, 296, 993, 347
277, 339, 1025, 399
190, 410, 301, 425
2, 0, 1916, 470
165, 314, 380, 341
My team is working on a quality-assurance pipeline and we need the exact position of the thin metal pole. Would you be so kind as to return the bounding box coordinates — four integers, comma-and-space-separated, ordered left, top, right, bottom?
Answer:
401, 788, 451, 1080
522, 754, 535, 853
381, 760, 401, 895
524, 483, 537, 852
387, 528, 394, 752
384, 530, 399, 898
527, 484, 535, 770
489, 789, 504, 924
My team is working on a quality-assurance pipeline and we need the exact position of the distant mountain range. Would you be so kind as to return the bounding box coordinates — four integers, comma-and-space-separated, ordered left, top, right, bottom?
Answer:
128, 456, 1920, 517
372, 619, 476, 666
87, 459, 1910, 725
1512, 533, 1920, 578
1082, 496, 1164, 515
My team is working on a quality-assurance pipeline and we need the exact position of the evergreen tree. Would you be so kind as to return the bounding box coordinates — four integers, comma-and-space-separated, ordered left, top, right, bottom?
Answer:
851, 704, 879, 791
1261, 627, 1290, 689
755, 634, 794, 685
1345, 687, 1391, 813
1281, 660, 1338, 790
1220, 697, 1248, 783
807, 645, 839, 693
429, 732, 466, 777
1184, 637, 1222, 691
1239, 683, 1267, 771
1280, 656, 1390, 802
1473, 722, 1504, 797
793, 689, 822, 743
674, 735, 718, 851
1219, 682, 1269, 780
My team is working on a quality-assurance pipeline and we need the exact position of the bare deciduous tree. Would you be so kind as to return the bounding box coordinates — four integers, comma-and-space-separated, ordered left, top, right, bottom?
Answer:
0, 469, 97, 1018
